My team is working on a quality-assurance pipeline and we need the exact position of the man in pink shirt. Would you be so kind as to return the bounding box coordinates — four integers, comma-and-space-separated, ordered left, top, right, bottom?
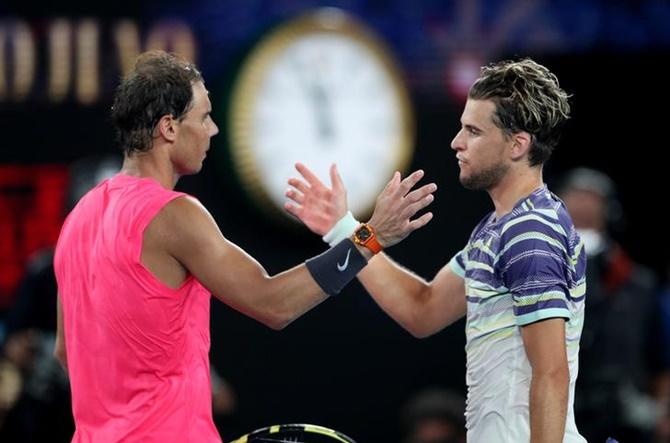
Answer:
52, 50, 436, 442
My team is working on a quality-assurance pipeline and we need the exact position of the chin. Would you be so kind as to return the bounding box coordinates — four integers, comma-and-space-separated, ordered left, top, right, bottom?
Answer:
459, 173, 472, 188
460, 175, 485, 191
180, 164, 203, 176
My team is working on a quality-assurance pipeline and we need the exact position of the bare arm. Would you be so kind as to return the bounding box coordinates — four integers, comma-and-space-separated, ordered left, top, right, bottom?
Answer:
158, 169, 433, 330
54, 295, 68, 374
286, 163, 465, 337
521, 318, 569, 443
358, 255, 466, 337
161, 197, 330, 330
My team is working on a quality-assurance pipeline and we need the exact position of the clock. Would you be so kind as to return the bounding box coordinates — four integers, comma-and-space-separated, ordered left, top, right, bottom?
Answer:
228, 7, 414, 219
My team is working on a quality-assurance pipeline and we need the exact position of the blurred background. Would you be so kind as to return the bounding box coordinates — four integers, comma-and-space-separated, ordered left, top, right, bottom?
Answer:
1, 0, 669, 442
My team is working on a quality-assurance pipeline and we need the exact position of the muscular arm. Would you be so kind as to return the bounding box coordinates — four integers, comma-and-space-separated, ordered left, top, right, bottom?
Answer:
357, 255, 466, 337
155, 168, 433, 331
161, 196, 332, 330
521, 318, 569, 443
284, 162, 462, 337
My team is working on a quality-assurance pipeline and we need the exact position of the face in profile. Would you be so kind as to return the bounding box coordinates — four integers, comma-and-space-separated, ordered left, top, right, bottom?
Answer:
450, 99, 510, 191
171, 81, 219, 175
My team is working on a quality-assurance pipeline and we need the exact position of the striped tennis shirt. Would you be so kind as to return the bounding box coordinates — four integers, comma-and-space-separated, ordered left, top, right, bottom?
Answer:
449, 185, 587, 442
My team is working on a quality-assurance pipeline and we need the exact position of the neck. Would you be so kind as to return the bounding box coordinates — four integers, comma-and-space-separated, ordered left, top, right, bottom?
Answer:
120, 147, 180, 189
488, 165, 544, 219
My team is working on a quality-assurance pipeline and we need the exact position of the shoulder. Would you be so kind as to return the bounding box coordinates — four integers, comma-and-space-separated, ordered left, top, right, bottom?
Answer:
501, 188, 576, 244
495, 206, 577, 274
146, 194, 224, 261
151, 195, 214, 233
499, 208, 569, 250
161, 194, 207, 216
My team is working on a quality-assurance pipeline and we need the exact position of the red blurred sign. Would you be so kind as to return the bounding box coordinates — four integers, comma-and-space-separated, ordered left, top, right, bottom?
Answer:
0, 165, 68, 308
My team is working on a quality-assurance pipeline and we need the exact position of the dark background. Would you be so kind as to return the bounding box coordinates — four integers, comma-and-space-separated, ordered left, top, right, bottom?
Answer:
1, 0, 669, 441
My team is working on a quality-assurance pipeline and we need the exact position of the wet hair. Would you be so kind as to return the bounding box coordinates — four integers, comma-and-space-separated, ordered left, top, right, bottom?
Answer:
469, 58, 571, 166
111, 50, 202, 155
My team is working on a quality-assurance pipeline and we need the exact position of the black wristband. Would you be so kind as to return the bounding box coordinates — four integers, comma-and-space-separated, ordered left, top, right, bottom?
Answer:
305, 238, 368, 296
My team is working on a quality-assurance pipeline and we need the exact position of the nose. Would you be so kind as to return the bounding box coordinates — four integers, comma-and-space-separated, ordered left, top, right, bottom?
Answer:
451, 128, 464, 151
210, 120, 219, 137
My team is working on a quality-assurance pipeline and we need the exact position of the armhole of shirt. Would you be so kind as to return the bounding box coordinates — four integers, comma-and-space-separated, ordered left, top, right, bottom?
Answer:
133, 191, 195, 294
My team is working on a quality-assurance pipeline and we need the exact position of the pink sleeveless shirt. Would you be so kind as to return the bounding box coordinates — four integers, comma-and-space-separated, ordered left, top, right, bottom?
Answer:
54, 174, 221, 443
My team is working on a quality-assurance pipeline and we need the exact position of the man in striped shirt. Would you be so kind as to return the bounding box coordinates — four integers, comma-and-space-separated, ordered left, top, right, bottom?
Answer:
286, 58, 587, 442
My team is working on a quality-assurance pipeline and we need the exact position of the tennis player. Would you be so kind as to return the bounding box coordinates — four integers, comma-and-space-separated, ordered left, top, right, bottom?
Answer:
52, 50, 436, 442
286, 58, 587, 443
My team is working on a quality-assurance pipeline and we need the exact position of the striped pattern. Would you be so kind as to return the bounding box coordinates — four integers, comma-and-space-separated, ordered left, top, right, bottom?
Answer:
449, 186, 586, 442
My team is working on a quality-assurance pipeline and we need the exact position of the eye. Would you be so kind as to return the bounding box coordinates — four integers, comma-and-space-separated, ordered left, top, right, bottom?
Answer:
467, 127, 480, 135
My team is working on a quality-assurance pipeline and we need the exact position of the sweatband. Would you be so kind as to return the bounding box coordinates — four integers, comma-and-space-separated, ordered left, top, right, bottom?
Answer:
322, 211, 360, 246
305, 238, 368, 296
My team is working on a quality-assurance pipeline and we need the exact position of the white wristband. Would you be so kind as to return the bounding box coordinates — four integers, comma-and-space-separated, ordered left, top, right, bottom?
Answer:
322, 211, 360, 247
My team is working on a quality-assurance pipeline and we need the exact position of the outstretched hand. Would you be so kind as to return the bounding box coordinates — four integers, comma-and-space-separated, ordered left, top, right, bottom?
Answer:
368, 169, 436, 248
284, 163, 347, 236
286, 163, 437, 248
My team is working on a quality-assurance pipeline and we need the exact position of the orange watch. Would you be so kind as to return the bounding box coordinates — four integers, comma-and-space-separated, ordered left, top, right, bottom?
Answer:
352, 223, 383, 254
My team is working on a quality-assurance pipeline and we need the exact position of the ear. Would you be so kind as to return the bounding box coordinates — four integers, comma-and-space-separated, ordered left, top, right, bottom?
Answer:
509, 131, 532, 161
155, 115, 178, 142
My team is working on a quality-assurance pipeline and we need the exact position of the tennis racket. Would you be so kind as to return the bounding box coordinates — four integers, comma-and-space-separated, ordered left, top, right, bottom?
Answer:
230, 423, 356, 443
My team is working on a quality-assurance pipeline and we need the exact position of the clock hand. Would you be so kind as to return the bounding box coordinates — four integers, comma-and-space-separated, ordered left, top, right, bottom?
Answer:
291, 57, 335, 142
311, 82, 334, 141
312, 80, 341, 143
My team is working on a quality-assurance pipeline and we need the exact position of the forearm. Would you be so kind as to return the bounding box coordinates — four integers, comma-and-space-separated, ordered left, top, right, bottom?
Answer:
529, 370, 569, 443
358, 254, 464, 337
264, 266, 330, 329
203, 242, 328, 329
272, 242, 374, 323
226, 262, 328, 330
358, 254, 428, 331
225, 241, 370, 330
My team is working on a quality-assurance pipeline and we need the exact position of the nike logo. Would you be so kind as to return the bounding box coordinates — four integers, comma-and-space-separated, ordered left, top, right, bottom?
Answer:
337, 249, 352, 271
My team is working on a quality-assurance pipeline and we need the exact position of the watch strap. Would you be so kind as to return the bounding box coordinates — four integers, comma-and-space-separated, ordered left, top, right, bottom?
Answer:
353, 223, 383, 254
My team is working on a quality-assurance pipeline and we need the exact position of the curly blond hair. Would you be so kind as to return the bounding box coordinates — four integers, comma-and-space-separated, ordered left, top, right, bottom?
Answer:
469, 58, 571, 166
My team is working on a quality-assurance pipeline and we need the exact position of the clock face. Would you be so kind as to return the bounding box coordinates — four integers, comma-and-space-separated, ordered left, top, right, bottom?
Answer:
229, 9, 413, 218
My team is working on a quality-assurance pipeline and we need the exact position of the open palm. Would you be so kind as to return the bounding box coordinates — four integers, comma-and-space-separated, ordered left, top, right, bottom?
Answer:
284, 163, 348, 236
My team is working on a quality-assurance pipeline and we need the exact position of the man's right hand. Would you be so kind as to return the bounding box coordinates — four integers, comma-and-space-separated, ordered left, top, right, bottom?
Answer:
367, 169, 436, 248
285, 163, 437, 248
285, 162, 348, 236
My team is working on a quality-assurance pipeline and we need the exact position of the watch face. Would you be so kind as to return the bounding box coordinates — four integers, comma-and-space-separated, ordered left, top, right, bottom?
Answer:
229, 8, 414, 219
356, 226, 372, 241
